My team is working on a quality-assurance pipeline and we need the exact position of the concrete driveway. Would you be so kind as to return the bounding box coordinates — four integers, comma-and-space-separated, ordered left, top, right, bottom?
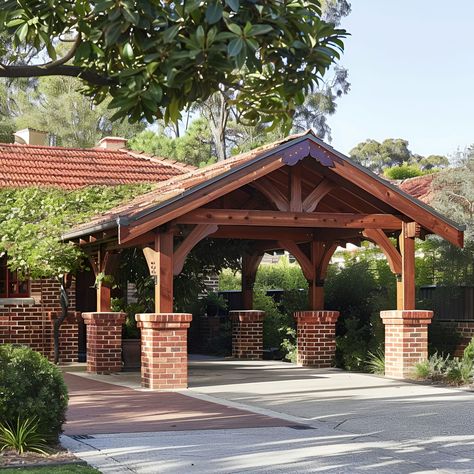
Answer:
62, 358, 474, 473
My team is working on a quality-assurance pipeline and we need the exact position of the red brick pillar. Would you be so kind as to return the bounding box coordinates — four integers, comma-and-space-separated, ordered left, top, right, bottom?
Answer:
82, 312, 126, 374
48, 312, 81, 364
381, 310, 434, 378
294, 310, 340, 367
136, 313, 192, 390
230, 310, 265, 360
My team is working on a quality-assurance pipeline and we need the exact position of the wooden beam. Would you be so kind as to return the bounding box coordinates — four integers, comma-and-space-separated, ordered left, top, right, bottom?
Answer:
308, 241, 337, 310
250, 177, 289, 211
289, 166, 303, 212
362, 229, 402, 275
177, 209, 403, 230
120, 156, 286, 243
173, 224, 218, 275
211, 226, 314, 241
399, 222, 416, 310
327, 155, 464, 247
303, 179, 335, 212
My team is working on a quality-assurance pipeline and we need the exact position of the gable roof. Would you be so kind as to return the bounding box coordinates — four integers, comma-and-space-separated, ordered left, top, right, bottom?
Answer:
63, 130, 465, 247
0, 143, 194, 189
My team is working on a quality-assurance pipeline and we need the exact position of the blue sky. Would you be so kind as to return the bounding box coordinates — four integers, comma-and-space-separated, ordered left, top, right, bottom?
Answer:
328, 1, 474, 158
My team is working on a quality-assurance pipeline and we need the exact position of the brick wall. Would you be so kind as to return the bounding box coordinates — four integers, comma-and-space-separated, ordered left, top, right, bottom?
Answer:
0, 278, 78, 363
436, 320, 474, 357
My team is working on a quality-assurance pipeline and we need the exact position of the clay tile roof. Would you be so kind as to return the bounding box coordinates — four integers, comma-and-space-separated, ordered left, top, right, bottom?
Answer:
0, 143, 195, 189
64, 130, 311, 235
396, 174, 436, 204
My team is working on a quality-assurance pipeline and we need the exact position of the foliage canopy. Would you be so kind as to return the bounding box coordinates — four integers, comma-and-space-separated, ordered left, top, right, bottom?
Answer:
1, 0, 347, 130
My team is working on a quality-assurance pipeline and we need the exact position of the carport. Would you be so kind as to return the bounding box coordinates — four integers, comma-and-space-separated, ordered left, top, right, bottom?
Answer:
63, 130, 464, 388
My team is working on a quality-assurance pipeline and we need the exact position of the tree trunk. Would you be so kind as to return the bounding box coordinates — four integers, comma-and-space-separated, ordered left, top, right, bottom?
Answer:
53, 275, 70, 365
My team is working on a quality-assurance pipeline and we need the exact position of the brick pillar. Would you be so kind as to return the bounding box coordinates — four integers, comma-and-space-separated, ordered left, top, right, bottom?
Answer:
82, 312, 126, 374
294, 310, 340, 367
48, 311, 81, 364
230, 310, 265, 360
136, 313, 192, 390
381, 310, 434, 378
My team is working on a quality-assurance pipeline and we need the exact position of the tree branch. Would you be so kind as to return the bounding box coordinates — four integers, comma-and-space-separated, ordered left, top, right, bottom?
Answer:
0, 63, 114, 86
43, 35, 80, 69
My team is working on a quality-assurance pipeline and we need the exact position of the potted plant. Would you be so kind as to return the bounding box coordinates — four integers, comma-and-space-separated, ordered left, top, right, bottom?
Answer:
112, 298, 143, 370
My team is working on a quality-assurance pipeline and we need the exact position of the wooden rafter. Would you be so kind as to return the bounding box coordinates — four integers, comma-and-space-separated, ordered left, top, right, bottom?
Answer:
173, 224, 218, 275
250, 177, 288, 211
120, 156, 286, 243
302, 179, 335, 212
177, 209, 403, 230
289, 166, 303, 212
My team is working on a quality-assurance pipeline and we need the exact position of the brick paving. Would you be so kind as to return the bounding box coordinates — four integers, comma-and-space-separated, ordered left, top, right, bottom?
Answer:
63, 373, 292, 436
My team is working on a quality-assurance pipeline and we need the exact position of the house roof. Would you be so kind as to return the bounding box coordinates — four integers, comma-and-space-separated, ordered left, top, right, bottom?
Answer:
397, 174, 436, 204
0, 143, 194, 189
63, 130, 465, 248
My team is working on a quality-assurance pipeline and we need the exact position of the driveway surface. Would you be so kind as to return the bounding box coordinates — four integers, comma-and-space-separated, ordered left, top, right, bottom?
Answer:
62, 359, 474, 473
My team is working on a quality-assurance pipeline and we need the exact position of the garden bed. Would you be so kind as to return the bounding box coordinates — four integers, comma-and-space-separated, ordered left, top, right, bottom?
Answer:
0, 447, 82, 469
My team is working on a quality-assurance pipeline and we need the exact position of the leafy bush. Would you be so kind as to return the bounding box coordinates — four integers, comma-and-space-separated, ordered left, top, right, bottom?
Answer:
446, 357, 474, 385
464, 337, 474, 361
0, 417, 48, 454
0, 345, 68, 443
366, 348, 385, 375
413, 350, 474, 386
281, 327, 297, 363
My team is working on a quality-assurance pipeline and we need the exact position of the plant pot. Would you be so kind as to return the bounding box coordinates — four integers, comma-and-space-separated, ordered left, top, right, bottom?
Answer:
122, 338, 141, 370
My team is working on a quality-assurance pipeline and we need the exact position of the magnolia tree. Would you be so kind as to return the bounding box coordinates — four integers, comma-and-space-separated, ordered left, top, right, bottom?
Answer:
0, 0, 346, 129
0, 185, 151, 363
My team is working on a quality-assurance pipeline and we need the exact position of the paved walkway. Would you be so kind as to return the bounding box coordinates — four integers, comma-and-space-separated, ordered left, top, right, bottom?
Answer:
62, 360, 474, 473
64, 372, 292, 435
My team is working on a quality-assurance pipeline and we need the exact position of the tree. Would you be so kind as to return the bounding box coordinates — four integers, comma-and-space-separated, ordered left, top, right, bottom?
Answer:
0, 185, 152, 362
129, 118, 216, 167
13, 76, 145, 148
350, 138, 449, 175
0, 1, 347, 130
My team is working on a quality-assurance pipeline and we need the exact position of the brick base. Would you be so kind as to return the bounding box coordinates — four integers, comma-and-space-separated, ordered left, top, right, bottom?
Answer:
381, 310, 434, 378
82, 312, 126, 374
136, 313, 192, 390
230, 310, 265, 360
294, 311, 340, 367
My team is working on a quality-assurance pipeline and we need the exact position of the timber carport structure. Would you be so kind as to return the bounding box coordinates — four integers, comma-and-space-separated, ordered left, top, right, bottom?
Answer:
64, 130, 465, 388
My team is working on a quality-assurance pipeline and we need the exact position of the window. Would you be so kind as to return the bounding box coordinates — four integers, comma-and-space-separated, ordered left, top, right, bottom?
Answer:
0, 255, 30, 298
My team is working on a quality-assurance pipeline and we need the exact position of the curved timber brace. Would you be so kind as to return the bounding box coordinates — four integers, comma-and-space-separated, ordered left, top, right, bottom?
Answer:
278, 239, 337, 310
241, 252, 264, 310
363, 222, 417, 310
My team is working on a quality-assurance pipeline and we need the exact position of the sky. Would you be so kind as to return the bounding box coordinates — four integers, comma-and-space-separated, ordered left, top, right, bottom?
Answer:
328, 1, 474, 158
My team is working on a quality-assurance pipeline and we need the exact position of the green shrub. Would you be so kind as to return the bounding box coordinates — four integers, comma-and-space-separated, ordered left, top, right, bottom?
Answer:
280, 327, 297, 363
0, 417, 48, 454
463, 337, 474, 361
366, 348, 385, 375
446, 356, 474, 385
413, 352, 452, 381
0, 345, 68, 443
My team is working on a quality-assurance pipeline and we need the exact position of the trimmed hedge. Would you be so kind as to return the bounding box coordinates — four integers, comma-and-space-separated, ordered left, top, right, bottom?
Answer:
0, 345, 68, 443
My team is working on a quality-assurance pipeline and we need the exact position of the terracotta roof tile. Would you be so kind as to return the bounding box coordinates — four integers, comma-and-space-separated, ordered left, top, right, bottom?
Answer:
0, 143, 194, 189
396, 174, 436, 204
66, 131, 311, 234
